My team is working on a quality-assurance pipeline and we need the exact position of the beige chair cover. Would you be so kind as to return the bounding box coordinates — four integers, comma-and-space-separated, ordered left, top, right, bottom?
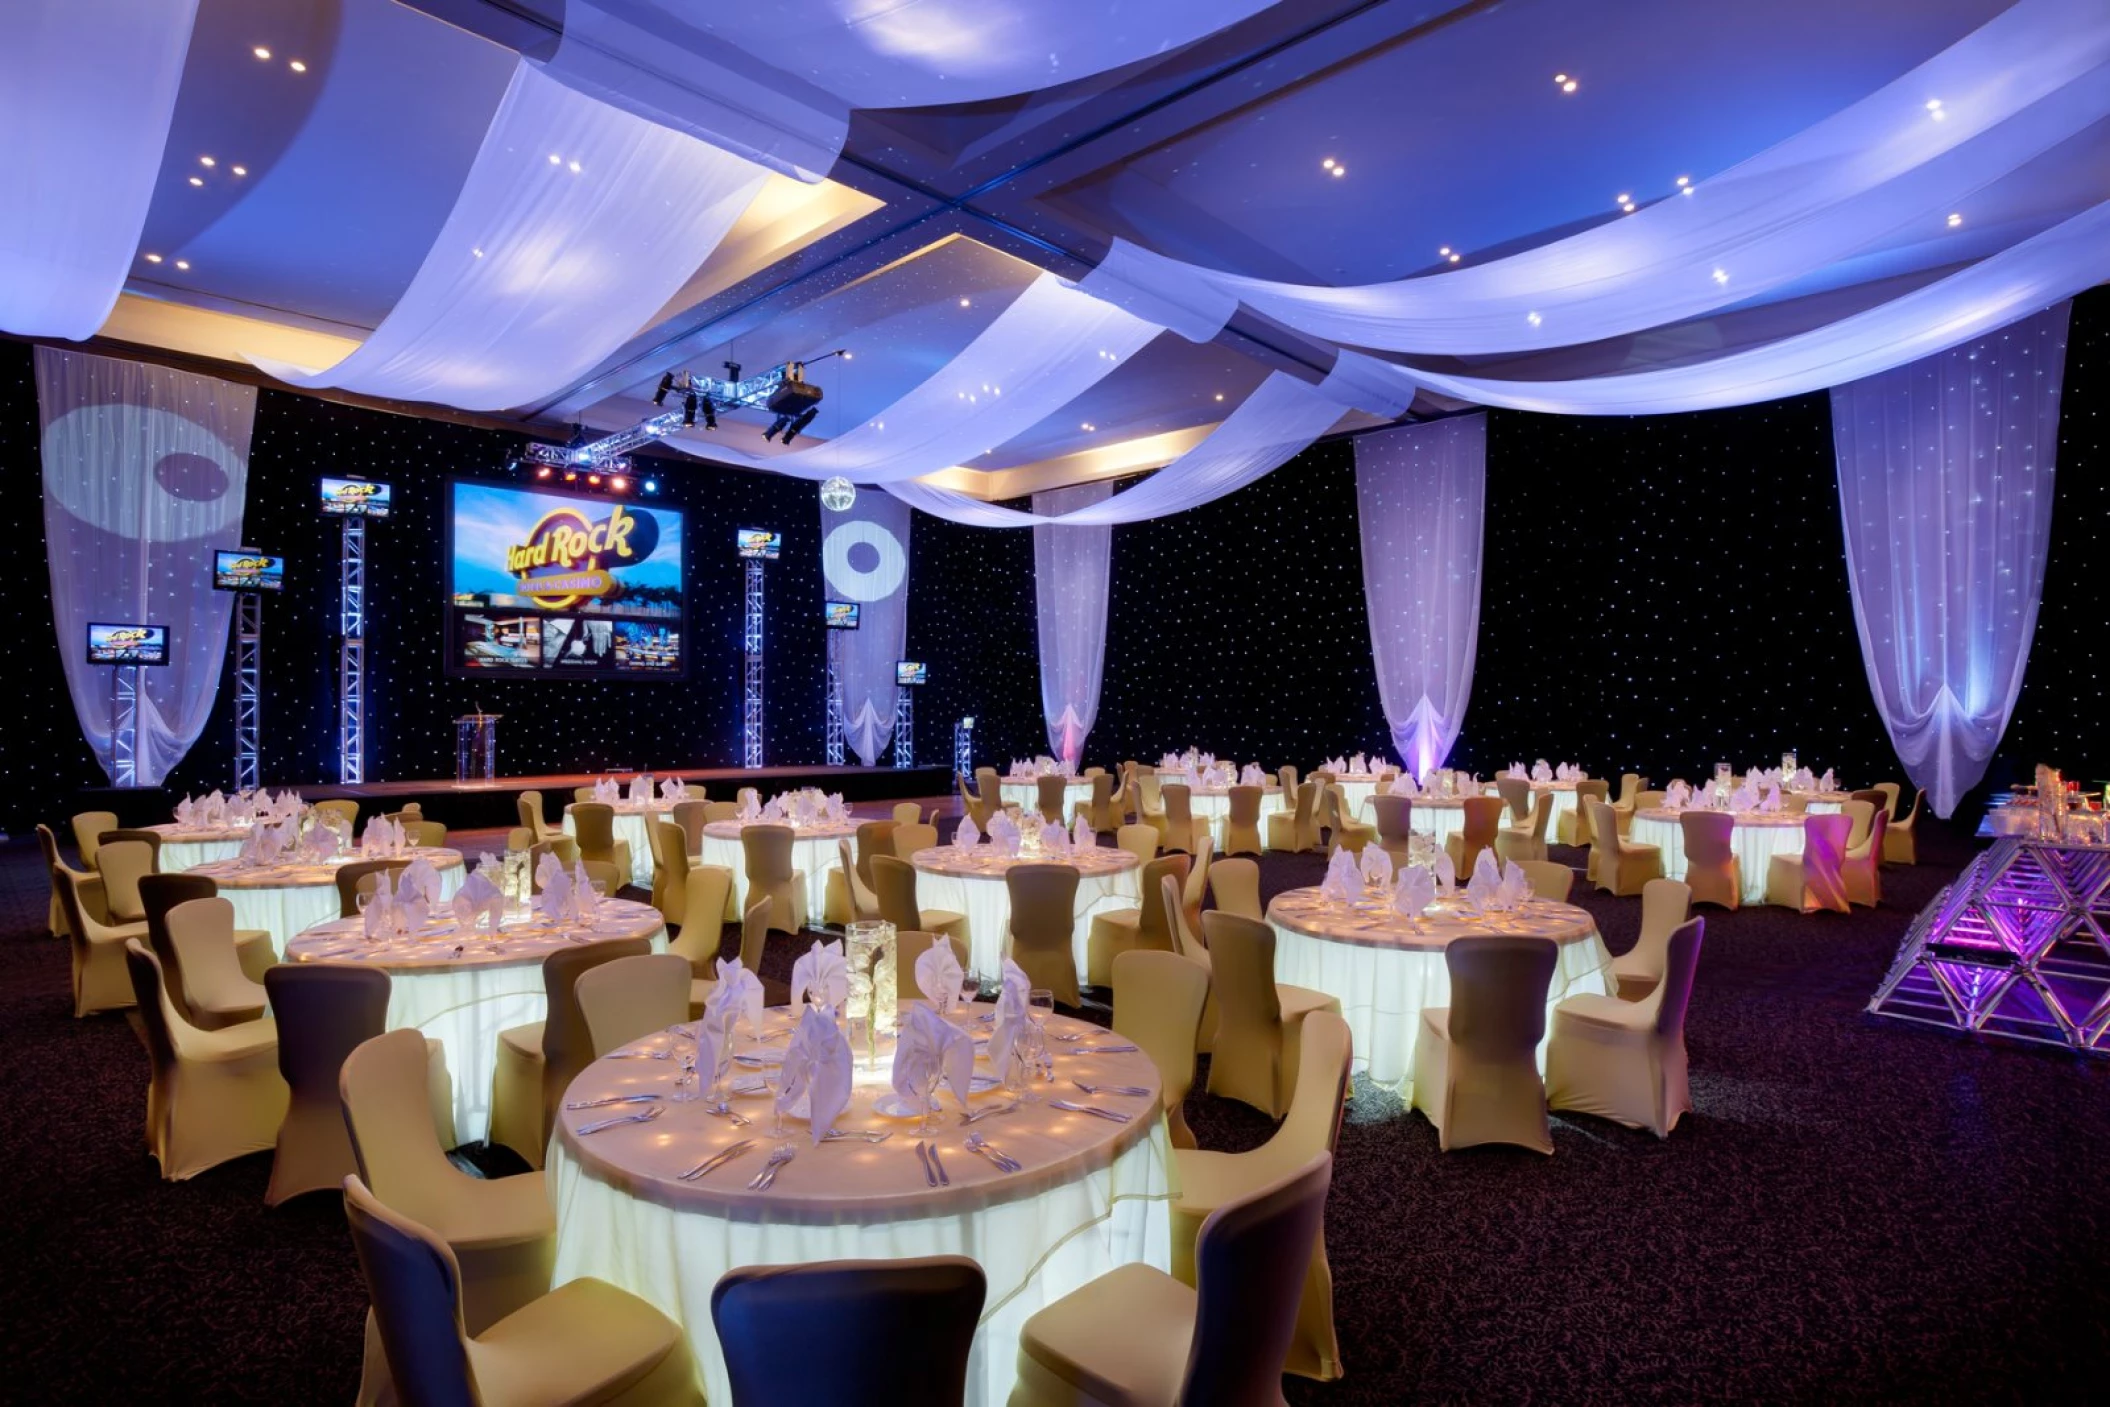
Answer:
1223, 784, 1266, 857
1410, 935, 1558, 1154
1181, 836, 1213, 932
1884, 788, 1924, 864
489, 939, 652, 1169
669, 799, 710, 855
1114, 823, 1159, 866
1370, 794, 1414, 865
871, 855, 971, 952
894, 821, 940, 856
1035, 775, 1069, 824
95, 837, 157, 923
1873, 781, 1903, 819
701, 801, 740, 824
1208, 858, 1264, 922
652, 822, 692, 928
1548, 917, 1703, 1138
714, 1257, 981, 1407
1265, 781, 1321, 854
162, 897, 269, 1030
893, 802, 927, 826
1085, 853, 1188, 989
739, 824, 809, 935
314, 799, 360, 831
1557, 779, 1609, 847
1323, 787, 1376, 856
343, 1175, 698, 1407
1585, 797, 1665, 897
139, 871, 274, 1017
1495, 791, 1555, 865
1765, 814, 1853, 913
55, 863, 141, 1016
1678, 811, 1741, 910
517, 791, 554, 844
71, 809, 118, 867
569, 803, 636, 887
1495, 776, 1533, 823
36, 822, 83, 936
1201, 912, 1341, 1119
1160, 784, 1202, 854
1443, 797, 1508, 876
1084, 773, 1122, 832
958, 775, 998, 831
1007, 864, 1084, 1005
1518, 860, 1575, 903
123, 939, 285, 1181
264, 963, 389, 1206
1120, 935, 1208, 1151
578, 954, 693, 1056
1843, 797, 1880, 850
1843, 807, 1887, 908
1610, 879, 1693, 1001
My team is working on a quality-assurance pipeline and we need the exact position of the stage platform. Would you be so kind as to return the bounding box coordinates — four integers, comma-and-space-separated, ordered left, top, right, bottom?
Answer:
81, 765, 957, 831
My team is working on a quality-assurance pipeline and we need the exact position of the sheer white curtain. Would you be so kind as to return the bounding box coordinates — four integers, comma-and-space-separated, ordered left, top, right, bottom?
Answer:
822, 491, 912, 765
1033, 481, 1114, 764
0, 0, 199, 338
1082, 0, 2110, 356
1356, 416, 1487, 778
37, 349, 255, 785
251, 62, 768, 411
1832, 301, 2070, 818
543, 0, 1280, 181
1345, 200, 2110, 416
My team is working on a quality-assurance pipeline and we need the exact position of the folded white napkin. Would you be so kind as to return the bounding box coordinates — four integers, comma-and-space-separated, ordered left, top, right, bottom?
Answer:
1465, 849, 1502, 909
173, 795, 195, 826
1159, 753, 1179, 769
1394, 865, 1437, 917
1320, 847, 1360, 903
1358, 843, 1394, 890
1818, 768, 1837, 792
1730, 782, 1761, 812
705, 956, 765, 1042
1759, 783, 1783, 813
396, 894, 430, 933
451, 871, 505, 933
892, 1003, 975, 1116
1794, 767, 1816, 791
1071, 814, 1095, 849
1496, 860, 1533, 909
779, 1004, 852, 1144
988, 959, 1034, 1082
1434, 848, 1457, 893
594, 777, 620, 804
1040, 819, 1071, 854
1532, 761, 1553, 783
988, 811, 1020, 856
394, 857, 440, 908
914, 939, 964, 1014
790, 939, 849, 1014
1240, 764, 1265, 786
535, 867, 573, 924
1390, 771, 1420, 797
362, 886, 395, 939
953, 815, 981, 850
1665, 781, 1689, 810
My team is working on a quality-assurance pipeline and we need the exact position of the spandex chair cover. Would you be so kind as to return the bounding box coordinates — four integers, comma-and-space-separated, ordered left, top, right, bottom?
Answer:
1410, 936, 1559, 1155
1548, 918, 1705, 1138
713, 1257, 985, 1407
1114, 947, 1208, 1150
1201, 912, 1343, 1119
263, 964, 390, 1207
1608, 880, 1694, 1002
124, 940, 285, 1181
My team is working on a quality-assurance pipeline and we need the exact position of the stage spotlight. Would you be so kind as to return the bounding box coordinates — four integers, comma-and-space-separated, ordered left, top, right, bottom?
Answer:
610, 476, 627, 492
587, 473, 602, 486
563, 470, 578, 482
535, 465, 553, 480
781, 406, 822, 445
762, 412, 792, 441
654, 371, 674, 406
682, 388, 697, 426
643, 480, 658, 494
701, 396, 717, 430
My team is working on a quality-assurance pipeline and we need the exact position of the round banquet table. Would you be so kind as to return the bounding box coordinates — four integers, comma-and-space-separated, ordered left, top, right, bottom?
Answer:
1267, 886, 1613, 1098
1324, 772, 1386, 821
1524, 781, 1581, 834
147, 822, 249, 872
188, 850, 465, 958
1796, 791, 1850, 815
562, 801, 664, 888
1168, 784, 1287, 851
909, 845, 1141, 976
1401, 795, 1474, 846
999, 776, 1094, 813
698, 819, 857, 921
1629, 807, 1810, 904
546, 1003, 1174, 1407
284, 897, 666, 1144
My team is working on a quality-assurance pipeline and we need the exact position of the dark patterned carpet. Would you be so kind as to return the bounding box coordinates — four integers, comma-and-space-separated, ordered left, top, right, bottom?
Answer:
3, 816, 2106, 1404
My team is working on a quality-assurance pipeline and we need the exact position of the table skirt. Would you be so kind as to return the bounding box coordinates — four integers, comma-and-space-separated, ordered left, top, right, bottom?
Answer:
546, 1117, 1174, 1407
914, 866, 1141, 976
1630, 815, 1806, 904
563, 810, 660, 888
161, 839, 242, 873
226, 867, 466, 959
698, 832, 847, 921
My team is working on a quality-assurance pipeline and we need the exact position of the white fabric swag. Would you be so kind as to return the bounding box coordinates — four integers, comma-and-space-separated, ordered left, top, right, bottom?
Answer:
1343, 200, 2110, 417
1080, 0, 2110, 358
822, 491, 913, 766
0, 0, 200, 338
542, 0, 1280, 181
1831, 301, 2070, 818
37, 348, 256, 785
1033, 481, 1115, 765
251, 61, 769, 411
1355, 416, 1487, 779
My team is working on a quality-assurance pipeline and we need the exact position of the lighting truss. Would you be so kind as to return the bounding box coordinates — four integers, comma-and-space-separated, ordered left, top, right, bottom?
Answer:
824, 640, 845, 766
892, 689, 914, 768
233, 591, 263, 793
339, 518, 366, 784
953, 718, 974, 785
521, 352, 846, 471
110, 666, 139, 787
742, 557, 765, 768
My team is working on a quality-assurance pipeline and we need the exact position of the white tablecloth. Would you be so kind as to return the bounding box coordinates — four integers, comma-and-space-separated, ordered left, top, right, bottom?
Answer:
1630, 808, 1810, 904
1173, 786, 1287, 851
148, 823, 247, 873
698, 821, 857, 920
546, 1008, 1174, 1407
562, 804, 663, 888
1268, 888, 1613, 1097
909, 846, 1141, 975
284, 898, 666, 1143
999, 778, 1094, 813
190, 850, 466, 957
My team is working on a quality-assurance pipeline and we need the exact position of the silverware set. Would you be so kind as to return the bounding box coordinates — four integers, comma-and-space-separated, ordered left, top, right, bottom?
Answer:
566, 1093, 660, 1110
606, 1048, 673, 1060
820, 1128, 892, 1143
1070, 1080, 1151, 1097
964, 1133, 1021, 1172
576, 1106, 665, 1134
1050, 1099, 1132, 1123
958, 1099, 1020, 1125
747, 1142, 797, 1190
1068, 1043, 1140, 1055
702, 1100, 752, 1126
914, 1140, 950, 1186
681, 1139, 753, 1180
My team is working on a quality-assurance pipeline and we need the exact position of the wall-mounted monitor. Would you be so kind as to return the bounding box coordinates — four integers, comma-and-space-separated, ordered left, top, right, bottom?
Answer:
896, 660, 928, 686
321, 477, 391, 517
87, 622, 170, 666
213, 550, 285, 592
824, 601, 860, 629
736, 528, 781, 560
445, 480, 686, 680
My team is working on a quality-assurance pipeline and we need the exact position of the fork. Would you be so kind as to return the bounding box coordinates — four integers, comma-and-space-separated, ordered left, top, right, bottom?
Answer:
964, 1133, 1021, 1173
1068, 1043, 1140, 1054
913, 1140, 938, 1187
702, 1100, 752, 1127
959, 1099, 1020, 1125
1050, 1099, 1132, 1124
566, 1093, 661, 1110
820, 1128, 891, 1143
576, 1106, 666, 1135
926, 1140, 950, 1186
1070, 1080, 1151, 1098
680, 1139, 754, 1180
747, 1142, 797, 1191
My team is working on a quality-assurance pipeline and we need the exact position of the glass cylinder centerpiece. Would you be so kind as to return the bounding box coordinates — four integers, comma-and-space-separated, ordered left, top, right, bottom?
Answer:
1781, 752, 1798, 783
843, 919, 898, 1064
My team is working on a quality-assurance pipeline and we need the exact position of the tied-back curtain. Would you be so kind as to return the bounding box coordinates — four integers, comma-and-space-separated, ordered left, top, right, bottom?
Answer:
37, 348, 256, 785
1831, 301, 2071, 817
1032, 481, 1114, 764
822, 490, 911, 765
1355, 416, 1488, 777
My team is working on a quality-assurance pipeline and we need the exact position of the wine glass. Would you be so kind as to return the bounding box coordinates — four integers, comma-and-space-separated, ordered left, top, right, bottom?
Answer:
959, 967, 983, 1020
920, 1068, 945, 1135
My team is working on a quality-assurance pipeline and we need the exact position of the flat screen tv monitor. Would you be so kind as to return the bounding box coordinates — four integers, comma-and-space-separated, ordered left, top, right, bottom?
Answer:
445, 479, 687, 680
896, 660, 928, 686
736, 528, 781, 560
321, 477, 392, 517
824, 601, 859, 630
87, 622, 170, 666
213, 550, 285, 592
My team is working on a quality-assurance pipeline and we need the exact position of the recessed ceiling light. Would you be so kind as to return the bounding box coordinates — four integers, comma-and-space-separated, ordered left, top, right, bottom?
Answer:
1330, 165, 1345, 177
1448, 253, 1461, 263
252, 46, 271, 60
188, 176, 204, 186
1081, 422, 1095, 431
1926, 99, 1945, 120
472, 247, 485, 258
289, 59, 306, 72
1615, 193, 1630, 204
1947, 212, 1963, 227
1322, 158, 1336, 169
1439, 246, 1451, 256
1712, 268, 1729, 285
174, 260, 190, 270
1562, 79, 1578, 94
143, 253, 163, 264
568, 160, 581, 173
959, 297, 971, 307
1527, 311, 1542, 327
199, 155, 215, 167
841, 351, 852, 359
1554, 73, 1567, 83
231, 165, 247, 176
1675, 175, 1690, 187
548, 153, 561, 165
1681, 186, 1694, 196
1214, 393, 1225, 401
1621, 201, 1636, 213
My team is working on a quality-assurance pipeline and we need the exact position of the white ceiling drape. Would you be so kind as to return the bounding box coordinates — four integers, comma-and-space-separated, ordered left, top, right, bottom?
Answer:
250, 61, 769, 411
1078, 0, 2110, 357
822, 491, 913, 767
0, 0, 200, 339
1032, 480, 1115, 765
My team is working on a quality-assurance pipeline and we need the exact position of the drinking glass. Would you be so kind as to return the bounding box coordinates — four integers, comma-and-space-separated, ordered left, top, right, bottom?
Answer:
920, 1070, 945, 1135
